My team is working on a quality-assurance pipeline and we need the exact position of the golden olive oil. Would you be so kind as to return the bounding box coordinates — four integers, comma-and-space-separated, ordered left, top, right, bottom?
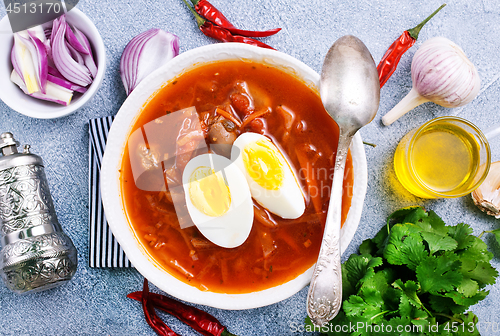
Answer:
394, 119, 483, 198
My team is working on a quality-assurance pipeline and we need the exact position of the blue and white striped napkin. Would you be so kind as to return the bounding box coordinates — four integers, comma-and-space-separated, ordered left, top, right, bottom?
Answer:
88, 117, 132, 268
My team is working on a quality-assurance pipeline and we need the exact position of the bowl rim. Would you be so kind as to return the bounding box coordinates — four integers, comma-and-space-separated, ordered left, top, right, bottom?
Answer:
0, 8, 106, 119
101, 43, 367, 310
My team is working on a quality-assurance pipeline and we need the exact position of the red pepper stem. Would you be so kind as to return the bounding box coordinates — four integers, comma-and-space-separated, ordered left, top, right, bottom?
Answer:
190, 0, 200, 5
407, 4, 446, 40
221, 330, 238, 336
182, 0, 206, 27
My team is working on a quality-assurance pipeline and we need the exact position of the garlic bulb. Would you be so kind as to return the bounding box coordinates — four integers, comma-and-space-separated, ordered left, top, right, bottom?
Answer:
382, 37, 480, 126
472, 161, 500, 218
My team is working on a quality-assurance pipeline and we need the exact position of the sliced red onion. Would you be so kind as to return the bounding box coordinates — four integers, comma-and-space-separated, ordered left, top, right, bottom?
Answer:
16, 33, 45, 93
44, 28, 52, 41
47, 74, 87, 93
48, 66, 87, 93
65, 22, 89, 55
13, 34, 40, 94
50, 16, 62, 49
73, 26, 97, 78
27, 25, 46, 43
120, 29, 179, 95
10, 14, 98, 105
27, 30, 48, 94
120, 30, 151, 94
67, 42, 85, 65
48, 65, 63, 77
11, 70, 73, 106
52, 16, 92, 87
44, 39, 55, 68
11, 45, 23, 80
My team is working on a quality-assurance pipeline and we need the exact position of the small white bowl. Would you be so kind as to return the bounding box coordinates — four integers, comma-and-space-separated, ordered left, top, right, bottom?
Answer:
0, 9, 105, 119
101, 43, 368, 310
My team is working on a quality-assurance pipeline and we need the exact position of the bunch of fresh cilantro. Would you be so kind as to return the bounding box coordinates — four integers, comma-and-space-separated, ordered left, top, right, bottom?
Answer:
306, 206, 499, 336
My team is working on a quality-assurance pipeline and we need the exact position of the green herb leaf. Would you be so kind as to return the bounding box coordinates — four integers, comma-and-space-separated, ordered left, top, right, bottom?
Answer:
420, 231, 458, 255
341, 253, 383, 299
428, 294, 466, 315
386, 206, 423, 227
384, 224, 428, 270
344, 254, 383, 286
458, 237, 493, 264
444, 290, 489, 307
465, 261, 498, 286
385, 317, 413, 336
416, 253, 462, 294
393, 279, 422, 308
448, 223, 475, 250
455, 312, 480, 336
359, 239, 376, 255
490, 228, 500, 247
306, 206, 498, 335
456, 277, 479, 298
343, 295, 367, 317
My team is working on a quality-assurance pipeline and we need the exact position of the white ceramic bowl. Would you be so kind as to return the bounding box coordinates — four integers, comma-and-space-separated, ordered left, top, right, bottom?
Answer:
0, 9, 105, 119
101, 43, 367, 310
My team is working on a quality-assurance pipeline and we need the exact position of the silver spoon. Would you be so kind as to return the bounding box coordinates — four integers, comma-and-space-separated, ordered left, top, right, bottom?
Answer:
307, 35, 380, 327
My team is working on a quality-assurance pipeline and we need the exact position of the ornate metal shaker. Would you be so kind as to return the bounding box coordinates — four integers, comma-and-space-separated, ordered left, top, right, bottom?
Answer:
0, 132, 77, 294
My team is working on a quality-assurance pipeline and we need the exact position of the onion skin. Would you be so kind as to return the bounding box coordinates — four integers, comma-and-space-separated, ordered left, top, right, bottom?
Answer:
472, 161, 500, 219
382, 37, 480, 126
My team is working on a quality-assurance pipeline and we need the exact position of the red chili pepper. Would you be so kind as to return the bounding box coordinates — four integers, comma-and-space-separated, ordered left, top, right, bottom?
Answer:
377, 4, 446, 88
182, 0, 276, 50
192, 0, 281, 38
191, 0, 233, 28
200, 21, 275, 50
141, 279, 180, 336
129, 288, 238, 336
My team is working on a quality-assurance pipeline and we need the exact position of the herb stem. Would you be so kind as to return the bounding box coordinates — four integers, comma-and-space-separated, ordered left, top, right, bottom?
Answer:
370, 310, 393, 321
414, 295, 433, 318
478, 230, 492, 239
421, 304, 433, 318
434, 313, 464, 324
363, 141, 377, 148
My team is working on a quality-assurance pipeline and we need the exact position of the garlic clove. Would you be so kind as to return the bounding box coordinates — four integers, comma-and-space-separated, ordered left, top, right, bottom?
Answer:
472, 161, 500, 218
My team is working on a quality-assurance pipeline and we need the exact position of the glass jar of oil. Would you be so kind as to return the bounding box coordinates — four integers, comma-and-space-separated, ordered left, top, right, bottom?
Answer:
394, 116, 491, 198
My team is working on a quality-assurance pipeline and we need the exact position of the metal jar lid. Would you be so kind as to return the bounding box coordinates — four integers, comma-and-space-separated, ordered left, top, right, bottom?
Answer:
0, 132, 42, 170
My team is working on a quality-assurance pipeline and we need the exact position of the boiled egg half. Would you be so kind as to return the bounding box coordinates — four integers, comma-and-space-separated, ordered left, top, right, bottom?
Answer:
231, 133, 305, 219
182, 153, 254, 248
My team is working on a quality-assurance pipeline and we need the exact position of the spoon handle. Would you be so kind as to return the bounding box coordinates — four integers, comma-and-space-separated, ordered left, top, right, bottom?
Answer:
307, 132, 352, 327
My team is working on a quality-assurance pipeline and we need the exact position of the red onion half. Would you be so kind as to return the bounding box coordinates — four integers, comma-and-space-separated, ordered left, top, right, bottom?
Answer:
120, 29, 179, 95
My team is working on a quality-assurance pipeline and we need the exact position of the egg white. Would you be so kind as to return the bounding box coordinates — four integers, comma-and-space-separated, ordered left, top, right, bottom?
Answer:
182, 153, 254, 248
231, 133, 305, 219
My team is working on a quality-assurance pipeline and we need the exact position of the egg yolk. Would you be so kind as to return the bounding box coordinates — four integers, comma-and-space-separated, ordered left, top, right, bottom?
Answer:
242, 139, 285, 190
189, 167, 231, 217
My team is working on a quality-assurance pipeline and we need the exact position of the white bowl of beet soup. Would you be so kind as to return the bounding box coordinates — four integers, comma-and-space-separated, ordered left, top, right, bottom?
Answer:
101, 43, 368, 310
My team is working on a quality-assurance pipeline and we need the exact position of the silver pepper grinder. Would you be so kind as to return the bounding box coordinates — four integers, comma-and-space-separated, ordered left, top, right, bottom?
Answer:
0, 132, 77, 294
